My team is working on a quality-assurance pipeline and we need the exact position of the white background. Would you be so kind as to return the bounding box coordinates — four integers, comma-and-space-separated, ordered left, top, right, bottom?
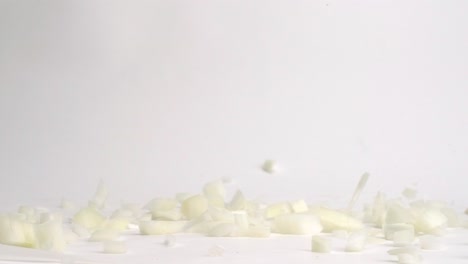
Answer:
0, 0, 467, 209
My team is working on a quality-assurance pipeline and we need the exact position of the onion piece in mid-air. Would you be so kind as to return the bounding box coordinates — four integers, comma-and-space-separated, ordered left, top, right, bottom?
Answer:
348, 172, 369, 211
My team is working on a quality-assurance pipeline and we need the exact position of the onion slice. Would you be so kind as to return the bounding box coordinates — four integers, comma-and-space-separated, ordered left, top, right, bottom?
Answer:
348, 172, 370, 211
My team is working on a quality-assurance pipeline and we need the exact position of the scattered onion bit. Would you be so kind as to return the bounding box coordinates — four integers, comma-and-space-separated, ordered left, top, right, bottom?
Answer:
261, 159, 279, 174
311, 235, 331, 253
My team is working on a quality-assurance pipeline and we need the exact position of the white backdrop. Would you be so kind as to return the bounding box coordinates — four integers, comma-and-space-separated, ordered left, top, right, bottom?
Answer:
0, 0, 467, 209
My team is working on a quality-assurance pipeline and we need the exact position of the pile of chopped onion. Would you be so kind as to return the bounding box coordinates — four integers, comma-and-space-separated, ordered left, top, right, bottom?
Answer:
0, 169, 465, 264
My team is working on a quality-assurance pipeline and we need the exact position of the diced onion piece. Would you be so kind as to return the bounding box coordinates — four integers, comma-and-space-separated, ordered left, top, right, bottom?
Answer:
402, 188, 418, 200
383, 224, 414, 240
35, 218, 66, 252
385, 203, 413, 225
397, 253, 422, 264
229, 190, 246, 211
233, 211, 249, 229
185, 221, 213, 234
273, 214, 322, 235
119, 203, 144, 219
60, 199, 76, 212
388, 246, 420, 256
0, 214, 37, 248
103, 217, 129, 232
152, 208, 182, 221
261, 159, 279, 174
345, 230, 367, 252
90, 180, 108, 209
111, 209, 133, 219
245, 201, 262, 216
181, 195, 208, 220
102, 240, 127, 254
207, 207, 234, 222
419, 235, 443, 250
414, 209, 447, 234
289, 200, 309, 213
371, 192, 387, 227
208, 222, 236, 237
139, 220, 187, 235
265, 202, 291, 219
89, 229, 119, 242
18, 206, 36, 222
465, 208, 468, 215
393, 229, 415, 246
315, 207, 363, 232
145, 198, 178, 212
203, 180, 226, 208
440, 207, 461, 227
73, 207, 105, 230
311, 235, 331, 253
71, 223, 90, 238
348, 172, 369, 210
138, 213, 152, 222
175, 193, 192, 203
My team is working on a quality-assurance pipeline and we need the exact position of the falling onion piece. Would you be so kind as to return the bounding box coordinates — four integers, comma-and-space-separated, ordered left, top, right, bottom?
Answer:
90, 181, 108, 209
261, 159, 279, 174
402, 188, 418, 200
348, 172, 370, 211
